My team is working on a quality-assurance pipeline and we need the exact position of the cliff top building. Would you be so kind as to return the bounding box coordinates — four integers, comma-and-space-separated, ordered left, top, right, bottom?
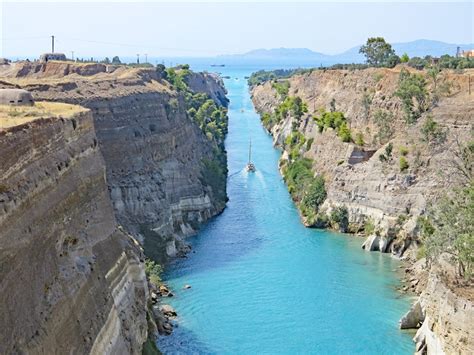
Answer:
39, 53, 67, 62
0, 89, 35, 106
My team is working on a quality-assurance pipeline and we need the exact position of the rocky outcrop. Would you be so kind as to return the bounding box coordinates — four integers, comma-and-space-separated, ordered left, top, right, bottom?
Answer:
403, 261, 474, 354
185, 71, 229, 107
0, 110, 148, 354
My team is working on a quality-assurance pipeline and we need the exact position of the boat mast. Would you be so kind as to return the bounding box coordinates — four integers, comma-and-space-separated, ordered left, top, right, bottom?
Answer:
248, 138, 252, 164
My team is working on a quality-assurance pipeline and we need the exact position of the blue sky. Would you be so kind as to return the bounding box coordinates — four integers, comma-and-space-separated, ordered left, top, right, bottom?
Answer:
1, 1, 473, 58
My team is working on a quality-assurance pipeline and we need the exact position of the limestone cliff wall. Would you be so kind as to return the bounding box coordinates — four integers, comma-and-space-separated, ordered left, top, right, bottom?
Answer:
0, 111, 148, 354
251, 67, 473, 254
20, 67, 228, 262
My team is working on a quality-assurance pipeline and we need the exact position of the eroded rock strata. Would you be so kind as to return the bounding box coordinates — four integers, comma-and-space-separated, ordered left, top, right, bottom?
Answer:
0, 62, 229, 353
0, 110, 148, 354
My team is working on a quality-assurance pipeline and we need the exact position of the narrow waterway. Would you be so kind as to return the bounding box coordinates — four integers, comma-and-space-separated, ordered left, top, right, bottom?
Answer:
158, 66, 413, 354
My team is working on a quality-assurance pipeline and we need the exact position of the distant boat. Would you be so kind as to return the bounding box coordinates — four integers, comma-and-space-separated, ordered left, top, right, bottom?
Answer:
246, 138, 256, 172
211, 64, 225, 67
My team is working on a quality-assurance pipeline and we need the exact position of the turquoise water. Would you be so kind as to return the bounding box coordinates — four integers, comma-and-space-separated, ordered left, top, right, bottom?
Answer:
157, 66, 413, 354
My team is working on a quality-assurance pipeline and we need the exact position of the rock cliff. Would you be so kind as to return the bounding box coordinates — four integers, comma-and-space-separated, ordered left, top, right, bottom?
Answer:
0, 108, 148, 354
251, 67, 472, 254
4, 62, 229, 262
0, 62, 229, 353
250, 66, 473, 354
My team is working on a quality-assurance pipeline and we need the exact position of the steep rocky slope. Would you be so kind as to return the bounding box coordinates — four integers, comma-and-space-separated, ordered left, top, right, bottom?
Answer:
252, 67, 472, 252
251, 66, 473, 354
0, 62, 229, 353
2, 62, 229, 262
0, 108, 148, 354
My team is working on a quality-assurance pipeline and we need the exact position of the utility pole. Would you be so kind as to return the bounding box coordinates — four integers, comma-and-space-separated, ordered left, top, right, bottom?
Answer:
145, 53, 148, 64
71, 51, 74, 61
136, 54, 140, 64
51, 35, 55, 53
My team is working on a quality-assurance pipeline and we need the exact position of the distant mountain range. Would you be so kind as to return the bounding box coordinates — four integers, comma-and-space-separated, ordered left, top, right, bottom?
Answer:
216, 40, 474, 66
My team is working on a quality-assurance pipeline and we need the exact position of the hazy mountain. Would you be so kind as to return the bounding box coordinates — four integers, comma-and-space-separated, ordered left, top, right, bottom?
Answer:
217, 40, 473, 66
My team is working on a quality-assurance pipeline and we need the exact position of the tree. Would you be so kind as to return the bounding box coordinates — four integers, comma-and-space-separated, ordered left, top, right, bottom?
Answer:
394, 68, 428, 123
420, 115, 447, 145
156, 63, 167, 80
302, 176, 327, 212
111, 56, 121, 64
401, 53, 410, 63
423, 183, 474, 278
359, 37, 396, 67
103, 57, 110, 64
330, 206, 349, 232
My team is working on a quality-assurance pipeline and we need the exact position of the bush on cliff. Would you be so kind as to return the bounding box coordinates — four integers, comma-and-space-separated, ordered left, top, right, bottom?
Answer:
395, 68, 428, 124
272, 80, 290, 99
422, 183, 474, 279
330, 206, 349, 233
314, 110, 353, 143
282, 154, 327, 220
145, 259, 163, 288
420, 115, 447, 145
200, 155, 228, 204
302, 176, 327, 213
373, 109, 395, 144
275, 96, 308, 122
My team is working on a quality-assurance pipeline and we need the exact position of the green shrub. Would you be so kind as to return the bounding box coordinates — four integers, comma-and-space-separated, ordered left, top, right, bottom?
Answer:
416, 245, 427, 260
306, 137, 314, 151
399, 156, 409, 171
144, 259, 163, 288
364, 218, 376, 235
338, 123, 352, 142
355, 132, 365, 146
421, 115, 447, 145
314, 110, 352, 143
399, 146, 409, 156
272, 80, 290, 98
373, 109, 394, 144
423, 183, 474, 278
394, 68, 428, 124
201, 156, 227, 203
302, 176, 327, 212
385, 142, 393, 158
330, 206, 349, 232
361, 91, 373, 119
275, 96, 308, 122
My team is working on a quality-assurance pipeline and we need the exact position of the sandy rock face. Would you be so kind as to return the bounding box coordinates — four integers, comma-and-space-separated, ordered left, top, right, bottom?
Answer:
21, 66, 229, 263
411, 265, 474, 355
0, 63, 230, 353
251, 67, 473, 251
0, 111, 148, 354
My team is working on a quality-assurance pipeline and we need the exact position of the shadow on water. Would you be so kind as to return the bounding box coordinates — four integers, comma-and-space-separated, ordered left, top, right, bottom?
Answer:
158, 324, 216, 354
162, 171, 266, 280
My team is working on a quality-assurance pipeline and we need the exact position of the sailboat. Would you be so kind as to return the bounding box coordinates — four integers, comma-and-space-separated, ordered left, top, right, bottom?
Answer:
246, 138, 256, 172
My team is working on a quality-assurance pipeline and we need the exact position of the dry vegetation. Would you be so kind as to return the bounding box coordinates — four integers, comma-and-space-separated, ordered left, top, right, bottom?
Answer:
0, 101, 87, 128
